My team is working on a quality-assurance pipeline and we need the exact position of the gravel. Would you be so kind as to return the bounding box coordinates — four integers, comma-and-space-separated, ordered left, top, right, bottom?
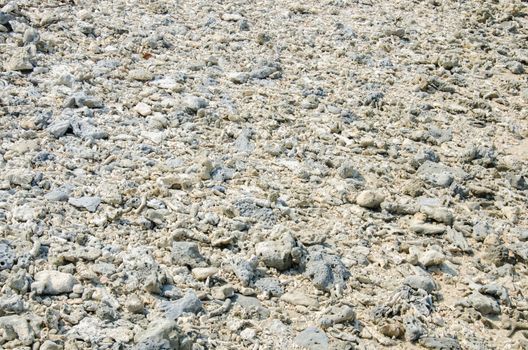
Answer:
0, 0, 526, 349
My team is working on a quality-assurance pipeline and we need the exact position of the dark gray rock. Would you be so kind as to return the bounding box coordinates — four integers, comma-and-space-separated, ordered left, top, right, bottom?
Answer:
303, 246, 351, 292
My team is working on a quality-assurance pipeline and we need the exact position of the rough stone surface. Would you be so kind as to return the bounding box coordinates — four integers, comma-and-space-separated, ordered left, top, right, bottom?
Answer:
0, 1, 525, 349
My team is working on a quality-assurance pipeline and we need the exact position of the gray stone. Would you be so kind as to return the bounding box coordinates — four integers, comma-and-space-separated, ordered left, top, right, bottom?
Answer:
233, 294, 270, 318
420, 206, 454, 225
0, 295, 25, 315
171, 242, 205, 267
160, 291, 202, 319
473, 221, 492, 242
419, 250, 445, 267
356, 190, 384, 209
211, 285, 234, 300
227, 72, 249, 84
419, 336, 461, 350
319, 305, 355, 327
68, 196, 101, 212
466, 292, 501, 315
410, 223, 446, 235
4, 48, 33, 71
417, 161, 468, 188
230, 256, 257, 286
183, 95, 208, 113
338, 161, 361, 179
304, 247, 350, 292
255, 240, 292, 271
40, 340, 62, 350
47, 120, 71, 138
134, 318, 180, 350
0, 315, 35, 345
404, 275, 436, 293
280, 292, 319, 308
0, 241, 15, 271
254, 277, 284, 297
404, 316, 425, 342
31, 270, 77, 295
294, 327, 329, 350
126, 294, 144, 314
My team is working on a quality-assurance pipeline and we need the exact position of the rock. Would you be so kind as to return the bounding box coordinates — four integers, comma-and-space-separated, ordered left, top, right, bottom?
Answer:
304, 247, 351, 292
240, 327, 257, 340
211, 285, 234, 300
230, 256, 257, 286
506, 61, 524, 74
171, 242, 205, 267
0, 315, 35, 345
466, 292, 501, 315
294, 327, 329, 350
254, 277, 284, 297
133, 102, 152, 116
227, 72, 249, 84
255, 240, 293, 271
160, 292, 202, 319
420, 206, 454, 225
0, 295, 25, 315
4, 48, 33, 71
68, 196, 101, 212
472, 221, 492, 242
404, 316, 425, 342
410, 222, 446, 235
419, 336, 461, 350
338, 161, 361, 179
13, 204, 36, 222
7, 169, 34, 188
40, 340, 63, 350
44, 188, 70, 201
0, 241, 15, 271
126, 294, 144, 314
419, 250, 445, 267
191, 267, 218, 281
232, 294, 270, 318
129, 69, 153, 81
183, 95, 208, 113
356, 190, 384, 209
280, 292, 319, 308
319, 305, 355, 327
404, 275, 437, 293
417, 161, 468, 188
31, 270, 77, 295
47, 120, 71, 138
134, 318, 180, 349
379, 321, 404, 339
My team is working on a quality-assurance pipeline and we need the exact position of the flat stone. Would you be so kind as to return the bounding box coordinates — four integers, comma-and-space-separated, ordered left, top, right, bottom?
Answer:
294, 327, 329, 350
68, 196, 101, 212
280, 292, 319, 308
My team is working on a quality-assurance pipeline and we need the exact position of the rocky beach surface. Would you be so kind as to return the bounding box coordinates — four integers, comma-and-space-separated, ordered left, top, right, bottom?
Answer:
0, 0, 527, 349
